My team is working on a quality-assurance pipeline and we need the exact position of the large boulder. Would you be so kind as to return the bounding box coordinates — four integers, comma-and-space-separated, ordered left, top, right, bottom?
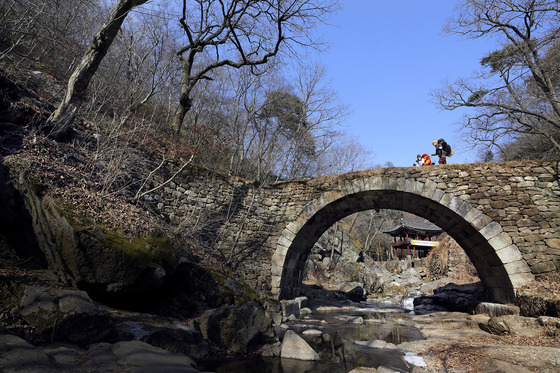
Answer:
280, 296, 309, 321
413, 282, 485, 314
516, 291, 560, 317
15, 286, 116, 346
474, 302, 520, 317
479, 315, 542, 337
140, 327, 210, 360
280, 330, 320, 361
0, 334, 57, 372
345, 285, 366, 302
1, 162, 178, 296
0, 335, 200, 372
197, 301, 275, 354
0, 164, 46, 268
112, 340, 198, 372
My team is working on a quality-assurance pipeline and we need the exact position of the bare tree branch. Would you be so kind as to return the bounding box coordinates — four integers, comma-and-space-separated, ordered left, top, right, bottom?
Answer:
47, 0, 149, 139
172, 0, 339, 136
436, 0, 560, 159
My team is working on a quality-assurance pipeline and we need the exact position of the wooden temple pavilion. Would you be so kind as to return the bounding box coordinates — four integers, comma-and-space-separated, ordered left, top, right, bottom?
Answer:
383, 219, 443, 259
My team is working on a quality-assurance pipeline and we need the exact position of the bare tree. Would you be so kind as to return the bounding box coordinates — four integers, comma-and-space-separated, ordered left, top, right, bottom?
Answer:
82, 4, 181, 121
237, 64, 352, 181
291, 63, 351, 176
433, 0, 560, 159
342, 208, 402, 261
47, 0, 150, 139
315, 135, 374, 176
172, 0, 339, 136
193, 61, 352, 181
117, 14, 179, 113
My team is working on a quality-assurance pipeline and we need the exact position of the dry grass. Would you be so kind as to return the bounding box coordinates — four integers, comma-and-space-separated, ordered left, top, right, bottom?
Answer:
422, 330, 560, 373
425, 237, 450, 280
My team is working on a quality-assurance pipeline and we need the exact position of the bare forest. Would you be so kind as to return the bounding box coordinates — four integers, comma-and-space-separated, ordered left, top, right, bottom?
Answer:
1, 0, 379, 181
1, 0, 408, 264
3, 0, 560, 261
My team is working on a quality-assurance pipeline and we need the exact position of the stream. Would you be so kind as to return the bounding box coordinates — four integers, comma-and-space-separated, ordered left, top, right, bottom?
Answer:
197, 295, 427, 373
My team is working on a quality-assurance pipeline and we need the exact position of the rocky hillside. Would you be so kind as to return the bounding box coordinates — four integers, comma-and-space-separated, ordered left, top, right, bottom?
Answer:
0, 66, 262, 336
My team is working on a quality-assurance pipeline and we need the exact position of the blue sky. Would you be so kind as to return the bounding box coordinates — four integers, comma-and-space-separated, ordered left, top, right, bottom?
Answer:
313, 1, 499, 168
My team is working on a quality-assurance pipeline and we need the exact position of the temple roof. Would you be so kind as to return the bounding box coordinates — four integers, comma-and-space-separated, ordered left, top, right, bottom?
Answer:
383, 218, 443, 237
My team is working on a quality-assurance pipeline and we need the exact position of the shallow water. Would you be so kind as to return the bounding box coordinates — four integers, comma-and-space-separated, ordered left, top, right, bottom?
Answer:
197, 298, 425, 373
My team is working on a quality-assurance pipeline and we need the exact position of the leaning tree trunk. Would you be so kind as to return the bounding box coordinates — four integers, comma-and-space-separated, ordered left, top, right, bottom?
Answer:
173, 94, 192, 137
47, 0, 148, 139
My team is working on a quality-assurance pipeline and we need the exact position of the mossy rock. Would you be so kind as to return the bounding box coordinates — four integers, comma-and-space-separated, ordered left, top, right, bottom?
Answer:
55, 199, 175, 268
26, 196, 180, 296
94, 229, 176, 269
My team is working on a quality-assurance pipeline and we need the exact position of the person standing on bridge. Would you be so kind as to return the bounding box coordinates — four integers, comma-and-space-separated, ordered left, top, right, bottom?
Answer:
432, 139, 452, 164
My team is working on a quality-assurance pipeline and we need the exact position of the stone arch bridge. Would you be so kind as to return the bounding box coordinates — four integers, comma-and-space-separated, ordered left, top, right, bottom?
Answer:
154, 160, 560, 303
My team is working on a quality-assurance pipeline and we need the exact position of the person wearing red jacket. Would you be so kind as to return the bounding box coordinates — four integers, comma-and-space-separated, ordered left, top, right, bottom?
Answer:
415, 153, 432, 166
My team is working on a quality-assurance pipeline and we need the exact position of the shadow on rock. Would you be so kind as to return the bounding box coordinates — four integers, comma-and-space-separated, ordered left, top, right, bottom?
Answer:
413, 281, 486, 314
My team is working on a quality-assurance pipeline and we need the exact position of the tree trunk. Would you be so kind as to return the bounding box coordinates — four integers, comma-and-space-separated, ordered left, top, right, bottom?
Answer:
47, 0, 148, 139
173, 93, 192, 136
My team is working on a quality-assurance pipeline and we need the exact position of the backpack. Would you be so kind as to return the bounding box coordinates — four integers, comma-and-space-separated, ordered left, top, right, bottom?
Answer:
438, 139, 451, 155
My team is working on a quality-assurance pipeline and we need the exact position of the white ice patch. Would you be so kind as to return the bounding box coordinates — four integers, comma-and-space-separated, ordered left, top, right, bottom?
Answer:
403, 352, 427, 367
402, 296, 415, 310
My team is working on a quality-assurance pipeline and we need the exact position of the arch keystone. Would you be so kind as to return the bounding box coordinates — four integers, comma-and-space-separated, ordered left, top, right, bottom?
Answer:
395, 177, 406, 191
367, 176, 383, 190
404, 179, 415, 193
383, 177, 398, 190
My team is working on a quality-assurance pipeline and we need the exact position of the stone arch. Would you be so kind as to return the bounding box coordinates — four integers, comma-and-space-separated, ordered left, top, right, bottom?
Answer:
271, 176, 533, 303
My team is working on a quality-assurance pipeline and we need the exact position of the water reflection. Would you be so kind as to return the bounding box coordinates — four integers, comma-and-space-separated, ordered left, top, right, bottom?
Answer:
199, 356, 351, 373
198, 300, 424, 373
